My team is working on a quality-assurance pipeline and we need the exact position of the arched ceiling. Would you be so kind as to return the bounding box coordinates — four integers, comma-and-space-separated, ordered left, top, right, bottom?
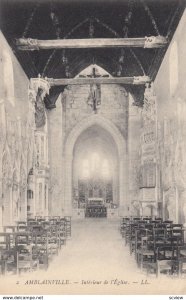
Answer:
0, 0, 185, 107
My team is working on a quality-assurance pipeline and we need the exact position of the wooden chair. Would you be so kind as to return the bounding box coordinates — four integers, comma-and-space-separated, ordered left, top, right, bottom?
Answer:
156, 245, 179, 277
177, 245, 186, 277
0, 233, 10, 251
17, 221, 27, 227
120, 217, 130, 238
156, 259, 177, 277
0, 249, 16, 275
142, 217, 152, 222
0, 233, 14, 275
64, 216, 71, 237
169, 224, 184, 245
47, 225, 60, 256
153, 227, 167, 239
129, 224, 138, 255
124, 223, 131, 246
57, 220, 66, 248
32, 231, 49, 270
136, 236, 156, 271
0, 252, 7, 275
16, 245, 39, 274
15, 232, 38, 274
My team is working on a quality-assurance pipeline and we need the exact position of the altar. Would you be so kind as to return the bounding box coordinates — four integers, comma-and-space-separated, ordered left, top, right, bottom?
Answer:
85, 198, 107, 218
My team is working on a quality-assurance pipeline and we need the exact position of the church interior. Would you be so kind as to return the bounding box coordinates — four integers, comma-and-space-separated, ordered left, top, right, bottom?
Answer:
0, 0, 186, 290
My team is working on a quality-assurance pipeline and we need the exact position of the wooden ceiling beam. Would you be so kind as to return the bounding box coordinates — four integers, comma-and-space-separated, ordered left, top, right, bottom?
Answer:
47, 76, 151, 86
16, 36, 167, 50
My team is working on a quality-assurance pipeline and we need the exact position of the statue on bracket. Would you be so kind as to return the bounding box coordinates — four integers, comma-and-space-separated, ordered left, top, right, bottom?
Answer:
30, 76, 50, 128
35, 88, 46, 128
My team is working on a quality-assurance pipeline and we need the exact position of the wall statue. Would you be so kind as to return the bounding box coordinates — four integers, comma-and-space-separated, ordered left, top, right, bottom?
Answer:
35, 88, 46, 128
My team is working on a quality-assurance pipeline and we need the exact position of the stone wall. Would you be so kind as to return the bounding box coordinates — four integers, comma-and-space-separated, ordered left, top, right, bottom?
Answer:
127, 10, 186, 221
0, 31, 34, 225
154, 10, 186, 223
59, 65, 129, 215
0, 31, 51, 224
62, 66, 128, 143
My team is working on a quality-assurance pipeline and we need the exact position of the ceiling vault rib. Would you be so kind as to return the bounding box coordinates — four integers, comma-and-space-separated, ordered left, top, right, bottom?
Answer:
94, 18, 120, 38
129, 49, 145, 75
22, 3, 40, 38
64, 18, 90, 38
42, 18, 90, 76
140, 0, 160, 36
1, 0, 182, 82
42, 49, 57, 77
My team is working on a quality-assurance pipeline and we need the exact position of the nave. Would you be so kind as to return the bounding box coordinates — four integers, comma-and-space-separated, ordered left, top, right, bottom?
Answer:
1, 219, 185, 295
0, 0, 186, 295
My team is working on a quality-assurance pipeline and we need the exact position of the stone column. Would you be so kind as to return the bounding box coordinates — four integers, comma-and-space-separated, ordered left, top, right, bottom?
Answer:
128, 97, 141, 216
119, 153, 129, 216
64, 154, 73, 216
139, 83, 158, 217
47, 96, 64, 217
29, 76, 50, 217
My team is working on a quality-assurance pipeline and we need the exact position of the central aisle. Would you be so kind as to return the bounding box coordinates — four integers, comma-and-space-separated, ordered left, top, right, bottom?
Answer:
3, 218, 185, 295
41, 218, 185, 294
48, 218, 139, 279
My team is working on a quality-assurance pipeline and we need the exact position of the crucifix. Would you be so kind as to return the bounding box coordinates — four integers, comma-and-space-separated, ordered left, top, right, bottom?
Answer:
87, 66, 102, 113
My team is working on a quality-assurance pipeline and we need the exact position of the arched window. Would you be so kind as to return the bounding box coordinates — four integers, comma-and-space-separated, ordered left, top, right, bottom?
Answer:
102, 159, 110, 179
90, 152, 100, 172
169, 41, 178, 95
3, 50, 15, 106
82, 159, 90, 179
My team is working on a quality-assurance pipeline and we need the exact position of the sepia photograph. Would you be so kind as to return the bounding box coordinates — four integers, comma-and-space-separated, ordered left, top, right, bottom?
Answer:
0, 0, 186, 297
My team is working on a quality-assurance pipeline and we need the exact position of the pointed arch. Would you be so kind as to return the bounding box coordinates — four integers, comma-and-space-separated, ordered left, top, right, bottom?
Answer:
63, 114, 128, 215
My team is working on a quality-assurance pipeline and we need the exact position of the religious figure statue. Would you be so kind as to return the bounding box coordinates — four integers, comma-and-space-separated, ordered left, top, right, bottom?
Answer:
35, 88, 46, 128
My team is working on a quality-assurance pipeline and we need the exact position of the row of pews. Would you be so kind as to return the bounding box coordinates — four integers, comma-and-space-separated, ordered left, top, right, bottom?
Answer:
0, 216, 71, 275
120, 216, 186, 277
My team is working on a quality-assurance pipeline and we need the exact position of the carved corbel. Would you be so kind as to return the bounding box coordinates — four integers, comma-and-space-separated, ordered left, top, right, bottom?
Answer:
133, 76, 151, 85
144, 36, 167, 48
15, 38, 39, 51
30, 76, 50, 100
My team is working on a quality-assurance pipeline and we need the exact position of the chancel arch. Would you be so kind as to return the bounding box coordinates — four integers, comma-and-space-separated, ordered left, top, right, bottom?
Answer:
63, 114, 128, 216
73, 125, 119, 214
